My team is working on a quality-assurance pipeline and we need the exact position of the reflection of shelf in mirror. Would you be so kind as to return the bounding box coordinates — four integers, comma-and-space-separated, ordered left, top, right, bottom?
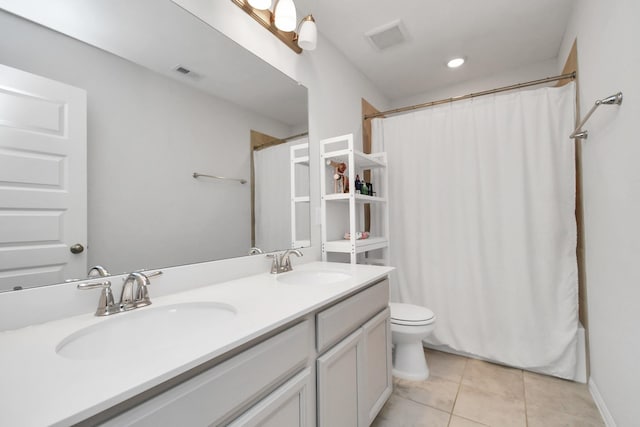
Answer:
292, 240, 310, 248
323, 193, 386, 203
322, 149, 386, 169
293, 196, 310, 203
323, 236, 388, 254
292, 156, 309, 165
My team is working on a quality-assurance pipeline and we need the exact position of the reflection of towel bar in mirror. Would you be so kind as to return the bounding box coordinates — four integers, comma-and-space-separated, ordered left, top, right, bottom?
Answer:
193, 172, 247, 184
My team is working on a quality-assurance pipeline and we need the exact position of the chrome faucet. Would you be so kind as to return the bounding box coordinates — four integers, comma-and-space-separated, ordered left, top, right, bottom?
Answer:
267, 249, 303, 274
78, 270, 162, 316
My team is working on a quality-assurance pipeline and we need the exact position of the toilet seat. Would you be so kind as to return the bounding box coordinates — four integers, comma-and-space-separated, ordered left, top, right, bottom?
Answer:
390, 302, 435, 326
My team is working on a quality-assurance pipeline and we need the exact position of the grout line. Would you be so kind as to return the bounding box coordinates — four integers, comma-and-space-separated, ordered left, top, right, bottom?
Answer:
522, 368, 529, 427
447, 355, 468, 426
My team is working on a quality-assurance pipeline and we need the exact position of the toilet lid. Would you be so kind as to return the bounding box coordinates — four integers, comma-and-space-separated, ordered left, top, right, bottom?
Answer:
390, 302, 435, 326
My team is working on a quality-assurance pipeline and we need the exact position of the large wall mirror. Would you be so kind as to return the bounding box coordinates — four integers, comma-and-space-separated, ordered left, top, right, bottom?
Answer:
0, 0, 310, 292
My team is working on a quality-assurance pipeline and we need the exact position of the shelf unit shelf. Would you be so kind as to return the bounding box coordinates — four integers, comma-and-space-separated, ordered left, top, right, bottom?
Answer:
323, 193, 387, 204
323, 236, 389, 254
320, 133, 389, 264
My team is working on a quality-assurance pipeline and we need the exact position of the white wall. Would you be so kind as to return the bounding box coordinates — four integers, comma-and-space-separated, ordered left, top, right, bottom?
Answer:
558, 1, 640, 425
391, 58, 558, 109
0, 11, 292, 274
172, 0, 391, 260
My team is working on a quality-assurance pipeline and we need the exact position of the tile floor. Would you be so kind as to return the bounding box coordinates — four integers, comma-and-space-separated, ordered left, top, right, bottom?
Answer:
372, 349, 605, 427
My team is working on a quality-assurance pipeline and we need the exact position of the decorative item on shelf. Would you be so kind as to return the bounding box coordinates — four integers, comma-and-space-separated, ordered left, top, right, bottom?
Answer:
361, 181, 369, 195
344, 231, 370, 240
231, 0, 318, 54
367, 182, 376, 197
355, 174, 362, 194
328, 160, 349, 193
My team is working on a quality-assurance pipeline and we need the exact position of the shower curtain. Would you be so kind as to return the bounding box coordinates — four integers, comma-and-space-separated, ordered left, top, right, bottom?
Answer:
254, 137, 308, 250
373, 83, 578, 378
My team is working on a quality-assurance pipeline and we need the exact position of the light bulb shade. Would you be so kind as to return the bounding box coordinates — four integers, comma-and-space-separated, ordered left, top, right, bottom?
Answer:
274, 0, 297, 32
248, 0, 271, 10
298, 16, 317, 50
247, 0, 271, 10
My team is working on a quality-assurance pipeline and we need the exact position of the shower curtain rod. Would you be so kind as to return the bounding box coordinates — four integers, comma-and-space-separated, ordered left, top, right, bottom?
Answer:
365, 72, 576, 119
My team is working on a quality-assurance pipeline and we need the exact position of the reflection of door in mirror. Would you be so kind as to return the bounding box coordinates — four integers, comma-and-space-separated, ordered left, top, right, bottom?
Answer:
251, 131, 309, 252
0, 64, 87, 291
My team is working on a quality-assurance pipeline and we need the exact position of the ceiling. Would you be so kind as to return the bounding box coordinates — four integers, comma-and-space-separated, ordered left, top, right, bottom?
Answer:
309, 0, 576, 102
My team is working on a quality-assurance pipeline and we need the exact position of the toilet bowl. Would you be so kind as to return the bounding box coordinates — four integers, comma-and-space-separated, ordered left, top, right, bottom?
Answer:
390, 303, 436, 381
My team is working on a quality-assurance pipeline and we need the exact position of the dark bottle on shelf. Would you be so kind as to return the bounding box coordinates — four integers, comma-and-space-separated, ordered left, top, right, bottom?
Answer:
354, 174, 362, 193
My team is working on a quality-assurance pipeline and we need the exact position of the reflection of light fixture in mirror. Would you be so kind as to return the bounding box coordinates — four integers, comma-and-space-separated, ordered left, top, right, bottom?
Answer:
274, 0, 297, 32
231, 0, 317, 54
295, 15, 317, 51
247, 0, 271, 10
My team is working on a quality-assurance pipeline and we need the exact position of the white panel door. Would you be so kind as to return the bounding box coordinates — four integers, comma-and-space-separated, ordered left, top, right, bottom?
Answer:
317, 328, 363, 427
360, 308, 393, 426
0, 63, 87, 291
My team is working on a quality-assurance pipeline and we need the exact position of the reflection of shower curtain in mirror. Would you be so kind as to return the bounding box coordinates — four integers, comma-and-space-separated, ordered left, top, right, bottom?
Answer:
254, 138, 308, 250
373, 83, 578, 379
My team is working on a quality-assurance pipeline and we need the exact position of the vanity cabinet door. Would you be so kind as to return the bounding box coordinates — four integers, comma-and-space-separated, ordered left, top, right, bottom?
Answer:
360, 308, 392, 426
316, 328, 363, 427
228, 368, 312, 427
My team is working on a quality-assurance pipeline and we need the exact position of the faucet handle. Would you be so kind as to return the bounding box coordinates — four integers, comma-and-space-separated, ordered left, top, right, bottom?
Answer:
77, 280, 117, 316
266, 253, 280, 274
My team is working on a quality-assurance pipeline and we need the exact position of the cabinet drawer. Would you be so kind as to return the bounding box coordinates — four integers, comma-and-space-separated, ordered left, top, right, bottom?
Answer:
316, 279, 388, 353
103, 321, 310, 427
228, 368, 312, 427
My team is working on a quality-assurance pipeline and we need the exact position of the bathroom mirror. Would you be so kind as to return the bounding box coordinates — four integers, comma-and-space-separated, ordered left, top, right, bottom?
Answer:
0, 0, 310, 291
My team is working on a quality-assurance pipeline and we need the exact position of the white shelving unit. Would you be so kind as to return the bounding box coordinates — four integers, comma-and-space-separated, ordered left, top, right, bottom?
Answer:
291, 142, 310, 248
320, 134, 389, 264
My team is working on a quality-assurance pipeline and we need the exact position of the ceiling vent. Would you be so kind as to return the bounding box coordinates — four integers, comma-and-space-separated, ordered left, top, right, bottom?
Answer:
365, 19, 409, 51
172, 64, 202, 80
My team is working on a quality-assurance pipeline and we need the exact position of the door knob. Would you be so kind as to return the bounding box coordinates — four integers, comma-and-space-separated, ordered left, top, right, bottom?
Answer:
70, 243, 85, 254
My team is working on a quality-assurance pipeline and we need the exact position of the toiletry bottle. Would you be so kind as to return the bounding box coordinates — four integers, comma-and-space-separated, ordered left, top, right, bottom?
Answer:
355, 174, 362, 193
361, 181, 369, 195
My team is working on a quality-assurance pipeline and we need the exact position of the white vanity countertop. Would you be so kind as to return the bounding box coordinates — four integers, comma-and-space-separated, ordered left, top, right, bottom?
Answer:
0, 261, 393, 426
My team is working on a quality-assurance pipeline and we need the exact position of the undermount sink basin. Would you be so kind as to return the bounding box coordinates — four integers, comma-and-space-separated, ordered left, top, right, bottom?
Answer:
56, 302, 236, 360
276, 270, 352, 286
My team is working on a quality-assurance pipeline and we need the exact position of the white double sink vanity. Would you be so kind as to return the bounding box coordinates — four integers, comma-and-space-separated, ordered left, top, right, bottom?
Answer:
0, 262, 394, 426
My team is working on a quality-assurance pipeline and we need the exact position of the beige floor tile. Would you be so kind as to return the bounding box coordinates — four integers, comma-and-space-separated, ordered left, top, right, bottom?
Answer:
424, 349, 468, 383
527, 404, 605, 427
372, 394, 450, 427
523, 371, 603, 420
453, 385, 526, 427
393, 375, 460, 412
462, 358, 524, 400
448, 415, 489, 427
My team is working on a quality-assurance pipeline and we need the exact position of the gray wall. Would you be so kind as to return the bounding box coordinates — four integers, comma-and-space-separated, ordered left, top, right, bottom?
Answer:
559, 1, 640, 425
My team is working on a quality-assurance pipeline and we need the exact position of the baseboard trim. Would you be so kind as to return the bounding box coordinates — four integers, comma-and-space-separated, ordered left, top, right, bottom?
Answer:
589, 377, 617, 427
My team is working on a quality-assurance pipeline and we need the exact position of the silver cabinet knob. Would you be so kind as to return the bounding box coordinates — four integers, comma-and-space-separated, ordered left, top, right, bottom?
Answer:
70, 243, 85, 254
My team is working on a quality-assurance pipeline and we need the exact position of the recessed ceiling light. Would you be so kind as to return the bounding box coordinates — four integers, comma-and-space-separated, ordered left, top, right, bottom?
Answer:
447, 57, 465, 68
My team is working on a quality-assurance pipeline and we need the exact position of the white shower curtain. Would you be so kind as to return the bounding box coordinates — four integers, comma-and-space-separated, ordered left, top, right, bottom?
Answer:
373, 82, 578, 378
254, 137, 308, 251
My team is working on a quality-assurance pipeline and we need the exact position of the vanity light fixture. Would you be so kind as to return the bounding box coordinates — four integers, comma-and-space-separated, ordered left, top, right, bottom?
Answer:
447, 57, 466, 68
231, 0, 317, 54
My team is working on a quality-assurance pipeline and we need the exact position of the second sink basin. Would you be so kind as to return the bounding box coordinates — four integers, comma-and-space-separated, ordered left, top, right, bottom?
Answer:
56, 302, 236, 360
276, 270, 352, 286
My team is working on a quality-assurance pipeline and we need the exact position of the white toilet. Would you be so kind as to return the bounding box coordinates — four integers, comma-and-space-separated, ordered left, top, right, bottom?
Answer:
389, 302, 436, 381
